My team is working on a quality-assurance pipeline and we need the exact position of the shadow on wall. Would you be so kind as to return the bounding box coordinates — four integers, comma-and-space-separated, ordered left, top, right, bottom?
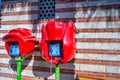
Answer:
9, 55, 32, 72
75, 0, 119, 24
31, 23, 75, 80
30, 0, 76, 79
32, 50, 76, 80
32, 50, 54, 79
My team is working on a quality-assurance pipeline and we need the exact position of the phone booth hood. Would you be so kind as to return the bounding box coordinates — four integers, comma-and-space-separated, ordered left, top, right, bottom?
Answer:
2, 28, 38, 58
40, 20, 76, 64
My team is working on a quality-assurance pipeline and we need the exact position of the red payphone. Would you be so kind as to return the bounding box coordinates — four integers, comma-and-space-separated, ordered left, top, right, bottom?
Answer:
40, 20, 76, 80
40, 20, 76, 64
2, 28, 38, 80
3, 28, 38, 58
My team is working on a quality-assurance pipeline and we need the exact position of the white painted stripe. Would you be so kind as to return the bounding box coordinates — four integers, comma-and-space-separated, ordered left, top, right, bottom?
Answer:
0, 67, 54, 79
5, 32, 118, 39
79, 64, 106, 72
75, 53, 120, 61
106, 66, 120, 74
56, 9, 120, 18
75, 32, 120, 38
55, 12, 75, 18
0, 58, 11, 64
75, 22, 120, 28
0, 49, 8, 54
2, 21, 119, 29
17, 32, 120, 39
0, 59, 120, 76
1, 57, 120, 74
2, 14, 37, 21
0, 33, 6, 38
75, 9, 120, 18
2, 0, 38, 5
79, 64, 120, 74
0, 25, 41, 32
0, 24, 42, 30
2, 6, 38, 13
0, 77, 14, 80
0, 67, 17, 75
0, 41, 5, 46
1, 30, 120, 39
0, 33, 41, 39
35, 33, 41, 38
77, 42, 120, 50
56, 1, 120, 9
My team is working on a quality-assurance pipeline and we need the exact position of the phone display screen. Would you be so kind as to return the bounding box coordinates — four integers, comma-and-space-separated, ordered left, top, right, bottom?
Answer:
10, 43, 20, 56
49, 42, 61, 56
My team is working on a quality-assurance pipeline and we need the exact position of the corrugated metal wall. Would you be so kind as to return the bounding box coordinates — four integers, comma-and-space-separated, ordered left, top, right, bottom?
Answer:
0, 0, 120, 80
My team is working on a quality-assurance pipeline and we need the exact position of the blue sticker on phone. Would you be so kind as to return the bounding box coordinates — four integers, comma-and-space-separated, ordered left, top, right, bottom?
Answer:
10, 43, 20, 56
49, 42, 61, 56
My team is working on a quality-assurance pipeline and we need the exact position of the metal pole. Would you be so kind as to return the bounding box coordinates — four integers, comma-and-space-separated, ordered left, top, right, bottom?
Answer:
55, 64, 60, 80
15, 57, 25, 80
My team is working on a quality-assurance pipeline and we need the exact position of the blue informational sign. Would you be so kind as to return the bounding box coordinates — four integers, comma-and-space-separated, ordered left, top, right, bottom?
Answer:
49, 42, 61, 56
10, 43, 20, 56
